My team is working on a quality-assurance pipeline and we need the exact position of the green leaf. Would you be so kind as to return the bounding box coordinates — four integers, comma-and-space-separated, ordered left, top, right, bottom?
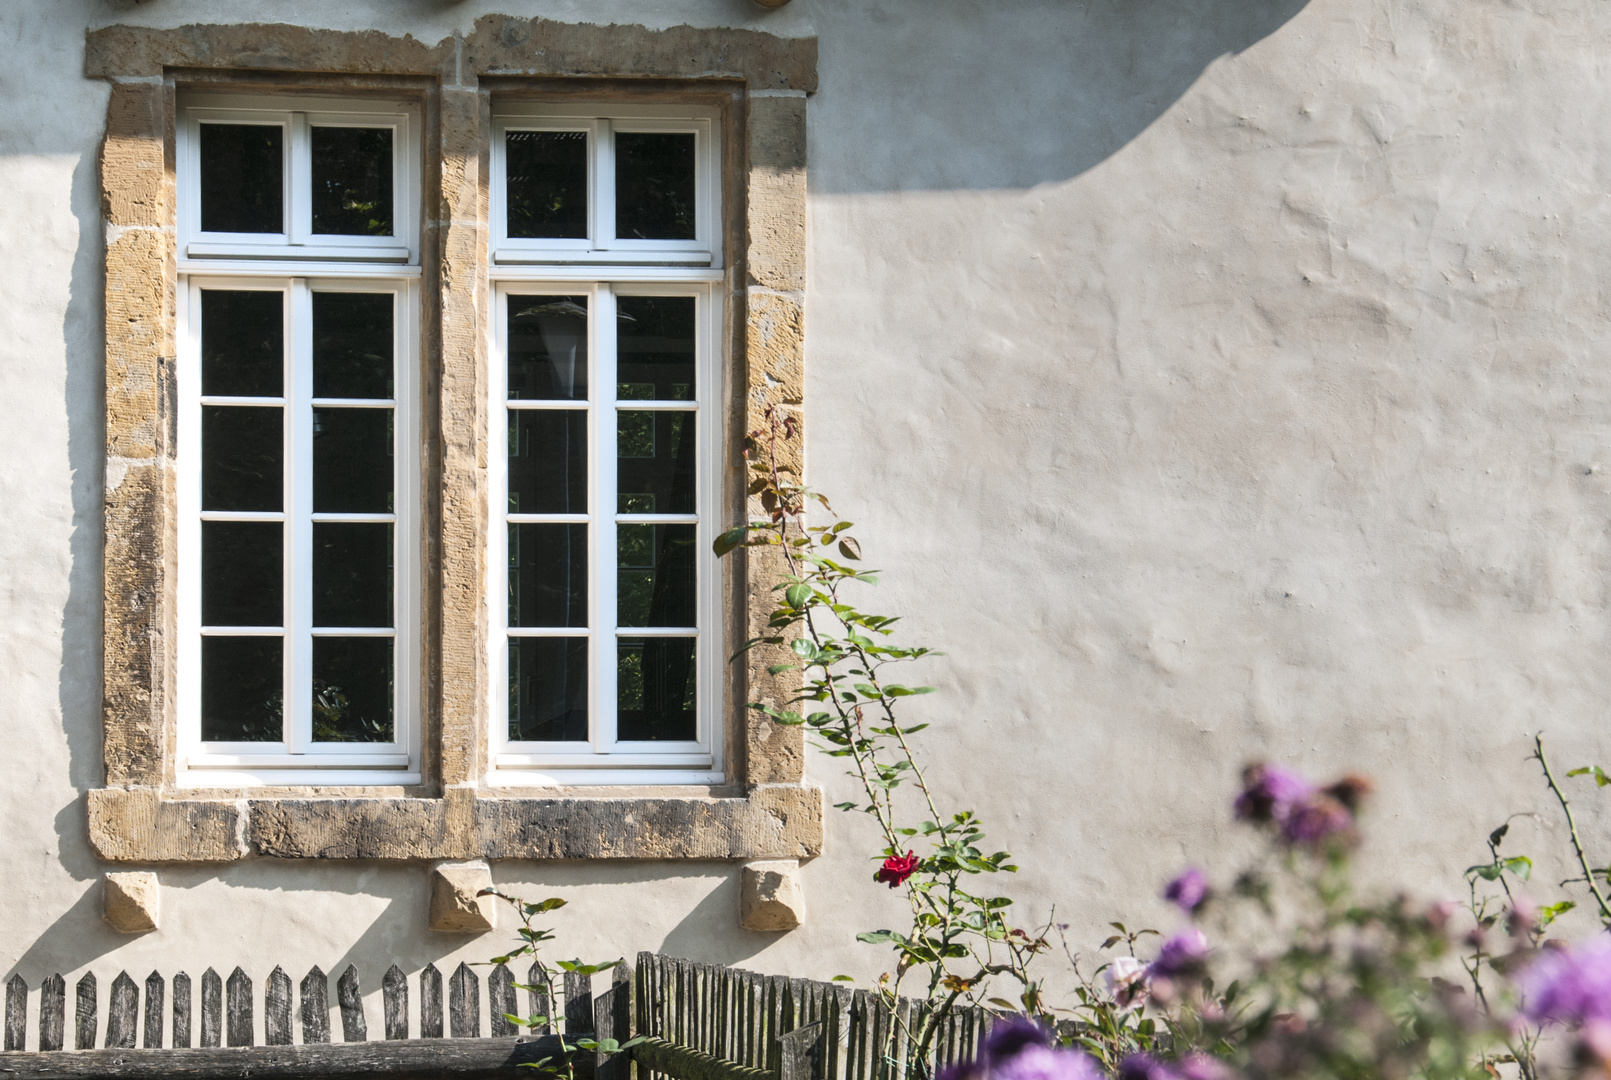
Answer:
832, 975, 854, 982
1570, 765, 1611, 787
1503, 856, 1533, 881
791, 638, 819, 661
1541, 901, 1576, 926
786, 583, 813, 609
1489, 823, 1510, 848
714, 526, 749, 557
856, 930, 904, 945
1467, 864, 1503, 881
838, 537, 862, 560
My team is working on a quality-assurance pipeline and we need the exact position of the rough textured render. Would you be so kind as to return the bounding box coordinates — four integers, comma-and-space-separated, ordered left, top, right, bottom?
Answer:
102, 872, 160, 934
739, 860, 803, 931
428, 861, 496, 933
87, 14, 819, 862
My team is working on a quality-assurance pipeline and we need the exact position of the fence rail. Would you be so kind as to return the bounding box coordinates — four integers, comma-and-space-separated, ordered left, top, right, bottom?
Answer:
0, 954, 992, 1080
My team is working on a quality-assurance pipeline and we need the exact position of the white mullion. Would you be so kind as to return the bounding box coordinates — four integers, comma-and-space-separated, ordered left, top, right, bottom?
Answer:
287, 280, 314, 753
698, 283, 718, 760
289, 113, 310, 246
593, 119, 615, 250
491, 286, 512, 762
178, 279, 202, 755
594, 284, 619, 754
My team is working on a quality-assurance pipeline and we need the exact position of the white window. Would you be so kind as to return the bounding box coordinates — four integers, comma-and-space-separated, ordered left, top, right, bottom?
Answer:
491, 103, 720, 267
179, 93, 419, 263
176, 94, 421, 787
489, 102, 724, 784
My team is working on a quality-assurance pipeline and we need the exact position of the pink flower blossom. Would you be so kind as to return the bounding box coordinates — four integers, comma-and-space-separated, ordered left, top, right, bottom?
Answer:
1519, 934, 1611, 1025
937, 1017, 1102, 1080
1104, 956, 1149, 1009
1233, 764, 1315, 824
1149, 928, 1211, 980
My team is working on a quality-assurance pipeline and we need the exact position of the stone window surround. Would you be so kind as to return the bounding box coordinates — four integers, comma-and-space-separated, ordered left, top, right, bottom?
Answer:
88, 17, 821, 863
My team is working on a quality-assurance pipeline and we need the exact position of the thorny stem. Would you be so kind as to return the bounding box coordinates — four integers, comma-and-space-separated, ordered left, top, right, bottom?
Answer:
1532, 733, 1611, 923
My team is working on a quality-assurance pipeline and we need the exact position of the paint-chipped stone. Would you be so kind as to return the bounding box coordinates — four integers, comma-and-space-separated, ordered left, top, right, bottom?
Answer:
102, 871, 160, 933
88, 789, 244, 863
429, 861, 496, 933
739, 860, 803, 931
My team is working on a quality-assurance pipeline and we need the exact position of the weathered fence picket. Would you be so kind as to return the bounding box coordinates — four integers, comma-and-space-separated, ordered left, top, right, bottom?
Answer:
0, 951, 992, 1080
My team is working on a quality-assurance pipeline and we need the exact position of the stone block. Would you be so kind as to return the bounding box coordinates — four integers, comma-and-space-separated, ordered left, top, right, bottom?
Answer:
739, 859, 803, 931
429, 860, 496, 932
103, 871, 159, 933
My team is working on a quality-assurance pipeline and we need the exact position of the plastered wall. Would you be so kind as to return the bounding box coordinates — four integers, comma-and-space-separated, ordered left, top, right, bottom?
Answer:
5, 0, 1611, 1032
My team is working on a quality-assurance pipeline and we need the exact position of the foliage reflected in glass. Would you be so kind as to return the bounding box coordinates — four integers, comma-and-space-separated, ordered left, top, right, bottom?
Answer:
312, 637, 394, 742
618, 524, 695, 627
201, 636, 283, 742
615, 133, 695, 240
506, 130, 588, 240
616, 638, 695, 742
311, 126, 393, 236
508, 637, 588, 742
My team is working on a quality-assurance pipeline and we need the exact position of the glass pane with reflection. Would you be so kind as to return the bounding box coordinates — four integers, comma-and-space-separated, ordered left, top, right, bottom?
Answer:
616, 296, 695, 399
506, 130, 588, 239
202, 290, 283, 398
615, 132, 695, 240
508, 295, 588, 400
311, 127, 393, 237
618, 523, 695, 627
200, 123, 284, 234
617, 411, 693, 515
312, 637, 394, 742
202, 522, 282, 626
313, 523, 393, 628
508, 637, 588, 742
616, 637, 696, 742
202, 406, 282, 512
508, 523, 588, 628
313, 292, 393, 399
509, 410, 586, 515
201, 636, 283, 742
314, 408, 393, 513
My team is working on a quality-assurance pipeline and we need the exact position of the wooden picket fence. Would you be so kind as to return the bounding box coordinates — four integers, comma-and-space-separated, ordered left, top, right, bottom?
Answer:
0, 953, 992, 1080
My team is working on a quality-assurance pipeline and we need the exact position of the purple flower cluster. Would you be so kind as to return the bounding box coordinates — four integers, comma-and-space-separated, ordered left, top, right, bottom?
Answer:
1118, 1053, 1231, 1080
1518, 934, 1611, 1026
1163, 868, 1209, 914
1232, 764, 1368, 847
937, 1018, 1102, 1080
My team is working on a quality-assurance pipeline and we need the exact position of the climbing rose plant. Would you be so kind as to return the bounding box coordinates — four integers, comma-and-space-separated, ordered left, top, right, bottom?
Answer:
716, 406, 1611, 1080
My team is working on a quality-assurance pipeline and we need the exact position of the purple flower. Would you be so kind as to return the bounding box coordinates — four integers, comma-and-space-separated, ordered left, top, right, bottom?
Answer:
1118, 1054, 1173, 1080
937, 1018, 1103, 1080
1164, 868, 1210, 913
1149, 928, 1211, 980
1519, 934, 1611, 1025
1174, 1054, 1232, 1080
1280, 797, 1354, 846
1233, 764, 1315, 824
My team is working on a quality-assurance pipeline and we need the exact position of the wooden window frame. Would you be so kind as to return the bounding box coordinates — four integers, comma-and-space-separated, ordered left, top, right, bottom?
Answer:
88, 18, 822, 863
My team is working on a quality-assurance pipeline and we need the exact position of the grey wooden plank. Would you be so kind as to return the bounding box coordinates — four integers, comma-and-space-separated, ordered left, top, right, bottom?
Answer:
106, 972, 138, 1050
488, 965, 515, 1039
780, 1022, 823, 1080
632, 1035, 775, 1080
200, 969, 222, 1049
265, 967, 292, 1047
338, 966, 366, 1043
563, 970, 591, 1036
419, 965, 442, 1040
142, 972, 164, 1050
449, 964, 480, 1040
594, 963, 632, 1080
300, 967, 330, 1045
5, 974, 25, 1051
74, 973, 96, 1050
171, 973, 192, 1050
225, 968, 252, 1048
0, 1033, 585, 1080
525, 965, 550, 1036
39, 974, 64, 1053
382, 965, 408, 1041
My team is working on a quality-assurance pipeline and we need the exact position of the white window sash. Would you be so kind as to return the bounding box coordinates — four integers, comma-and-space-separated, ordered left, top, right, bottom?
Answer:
489, 280, 722, 785
176, 274, 421, 787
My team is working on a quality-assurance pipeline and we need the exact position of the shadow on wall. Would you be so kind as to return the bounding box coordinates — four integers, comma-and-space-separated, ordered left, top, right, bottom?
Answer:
809, 0, 1312, 193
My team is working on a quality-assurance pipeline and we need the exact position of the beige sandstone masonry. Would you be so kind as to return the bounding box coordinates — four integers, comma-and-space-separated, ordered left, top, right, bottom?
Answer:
89, 17, 818, 862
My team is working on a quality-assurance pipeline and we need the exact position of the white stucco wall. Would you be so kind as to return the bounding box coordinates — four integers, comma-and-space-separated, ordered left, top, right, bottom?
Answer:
4, 0, 1611, 1037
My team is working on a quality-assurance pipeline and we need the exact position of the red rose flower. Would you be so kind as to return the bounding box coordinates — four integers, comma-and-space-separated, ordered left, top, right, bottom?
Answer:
875, 850, 919, 888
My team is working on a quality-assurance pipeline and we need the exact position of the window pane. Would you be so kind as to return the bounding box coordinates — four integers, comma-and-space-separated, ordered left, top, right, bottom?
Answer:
201, 290, 283, 397
199, 123, 283, 234
508, 637, 588, 742
509, 523, 588, 628
616, 296, 695, 400
311, 127, 394, 237
201, 637, 283, 742
506, 130, 588, 240
314, 523, 393, 627
618, 523, 696, 627
202, 406, 282, 512
202, 522, 282, 626
617, 638, 695, 742
313, 292, 393, 398
314, 408, 393, 513
508, 295, 588, 400
617, 411, 694, 515
615, 132, 695, 241
313, 637, 394, 742
509, 410, 586, 515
